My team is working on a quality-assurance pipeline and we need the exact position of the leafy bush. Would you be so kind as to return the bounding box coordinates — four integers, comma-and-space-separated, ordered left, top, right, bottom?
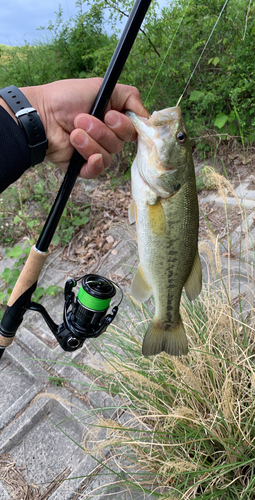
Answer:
1, 0, 255, 145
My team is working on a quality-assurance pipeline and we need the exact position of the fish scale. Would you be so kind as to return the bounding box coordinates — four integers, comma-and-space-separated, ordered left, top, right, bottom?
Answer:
127, 106, 202, 356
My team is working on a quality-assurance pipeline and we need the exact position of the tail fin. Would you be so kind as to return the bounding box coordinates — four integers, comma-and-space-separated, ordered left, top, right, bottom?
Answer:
142, 317, 188, 356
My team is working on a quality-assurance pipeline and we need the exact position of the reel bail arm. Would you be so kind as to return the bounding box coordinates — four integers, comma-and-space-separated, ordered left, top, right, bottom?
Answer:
27, 275, 122, 352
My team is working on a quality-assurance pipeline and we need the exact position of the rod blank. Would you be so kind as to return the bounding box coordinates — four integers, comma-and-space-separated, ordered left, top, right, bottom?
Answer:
36, 0, 152, 253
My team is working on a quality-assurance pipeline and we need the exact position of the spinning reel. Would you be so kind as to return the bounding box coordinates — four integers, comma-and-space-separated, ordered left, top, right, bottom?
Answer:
28, 274, 123, 352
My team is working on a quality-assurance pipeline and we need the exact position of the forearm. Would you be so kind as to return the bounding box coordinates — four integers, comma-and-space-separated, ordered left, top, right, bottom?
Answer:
0, 105, 31, 193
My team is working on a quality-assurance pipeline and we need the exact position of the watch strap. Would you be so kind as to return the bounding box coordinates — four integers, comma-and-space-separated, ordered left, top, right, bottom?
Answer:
0, 85, 48, 166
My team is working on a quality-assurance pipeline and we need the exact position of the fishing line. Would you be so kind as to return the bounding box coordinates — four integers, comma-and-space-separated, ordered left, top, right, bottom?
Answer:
144, 0, 193, 107
243, 0, 252, 40
176, 0, 230, 106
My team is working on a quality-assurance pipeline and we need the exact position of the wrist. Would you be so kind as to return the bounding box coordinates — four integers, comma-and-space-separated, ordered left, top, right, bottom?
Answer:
20, 86, 46, 130
0, 85, 48, 166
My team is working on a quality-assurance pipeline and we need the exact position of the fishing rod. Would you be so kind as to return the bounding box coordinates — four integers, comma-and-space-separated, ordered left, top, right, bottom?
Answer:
0, 0, 152, 360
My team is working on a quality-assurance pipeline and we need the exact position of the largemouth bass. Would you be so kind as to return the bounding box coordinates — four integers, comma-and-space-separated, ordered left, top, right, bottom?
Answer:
127, 106, 202, 356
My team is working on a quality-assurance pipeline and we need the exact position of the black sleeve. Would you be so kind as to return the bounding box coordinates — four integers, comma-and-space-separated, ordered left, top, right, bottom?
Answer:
0, 105, 31, 193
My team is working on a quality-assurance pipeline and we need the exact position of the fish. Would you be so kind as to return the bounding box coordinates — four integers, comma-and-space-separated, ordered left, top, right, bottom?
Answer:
126, 106, 202, 356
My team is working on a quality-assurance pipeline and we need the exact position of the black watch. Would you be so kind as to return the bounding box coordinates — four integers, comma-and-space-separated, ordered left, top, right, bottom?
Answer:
0, 85, 48, 166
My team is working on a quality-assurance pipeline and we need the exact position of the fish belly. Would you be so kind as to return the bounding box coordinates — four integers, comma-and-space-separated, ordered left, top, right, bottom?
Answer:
132, 164, 199, 355
138, 182, 198, 321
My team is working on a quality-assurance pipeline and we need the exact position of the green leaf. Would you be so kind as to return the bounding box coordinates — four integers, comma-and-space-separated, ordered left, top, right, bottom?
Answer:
1, 268, 11, 283
9, 245, 24, 258
228, 110, 236, 123
73, 216, 90, 226
214, 113, 228, 129
189, 90, 204, 101
0, 292, 6, 301
27, 220, 36, 228
13, 216, 20, 224
81, 216, 90, 225
46, 285, 58, 296
52, 234, 60, 246
227, 123, 238, 136
12, 269, 20, 279
212, 57, 220, 66
24, 246, 31, 256
33, 287, 45, 300
9, 276, 20, 288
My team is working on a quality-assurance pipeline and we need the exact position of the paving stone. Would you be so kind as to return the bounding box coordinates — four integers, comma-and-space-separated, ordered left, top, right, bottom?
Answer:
57, 363, 120, 419
37, 252, 75, 289
234, 181, 250, 198
1, 174, 255, 498
10, 323, 61, 363
199, 189, 255, 210
0, 342, 48, 431
46, 455, 101, 500
0, 483, 9, 500
0, 387, 105, 497
76, 460, 156, 500
22, 292, 65, 348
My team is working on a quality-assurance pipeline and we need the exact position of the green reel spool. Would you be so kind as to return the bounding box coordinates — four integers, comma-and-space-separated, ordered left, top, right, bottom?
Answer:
78, 275, 115, 311
74, 274, 116, 329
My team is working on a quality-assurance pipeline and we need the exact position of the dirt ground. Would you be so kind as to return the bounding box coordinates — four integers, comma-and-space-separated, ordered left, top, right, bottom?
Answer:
3, 142, 254, 274
62, 143, 255, 271
197, 145, 255, 246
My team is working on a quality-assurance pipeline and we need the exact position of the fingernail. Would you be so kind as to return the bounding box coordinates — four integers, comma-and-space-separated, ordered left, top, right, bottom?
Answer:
105, 111, 120, 128
94, 154, 103, 170
73, 131, 88, 147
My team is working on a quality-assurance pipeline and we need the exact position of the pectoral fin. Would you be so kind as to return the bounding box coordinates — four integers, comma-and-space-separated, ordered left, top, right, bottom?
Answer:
131, 264, 152, 302
184, 250, 202, 301
128, 200, 136, 225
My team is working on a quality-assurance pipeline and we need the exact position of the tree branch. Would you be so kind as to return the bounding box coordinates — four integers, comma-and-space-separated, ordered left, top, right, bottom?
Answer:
104, 0, 161, 57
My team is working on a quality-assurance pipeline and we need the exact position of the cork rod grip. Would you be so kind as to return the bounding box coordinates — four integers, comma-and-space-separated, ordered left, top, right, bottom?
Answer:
0, 335, 14, 347
7, 246, 48, 307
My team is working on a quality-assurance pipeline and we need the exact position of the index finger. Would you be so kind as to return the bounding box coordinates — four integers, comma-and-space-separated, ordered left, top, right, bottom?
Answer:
107, 84, 149, 118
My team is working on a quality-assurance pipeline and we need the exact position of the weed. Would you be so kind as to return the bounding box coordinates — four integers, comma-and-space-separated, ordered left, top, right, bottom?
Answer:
196, 165, 219, 192
57, 170, 255, 499
48, 376, 65, 387
0, 164, 90, 246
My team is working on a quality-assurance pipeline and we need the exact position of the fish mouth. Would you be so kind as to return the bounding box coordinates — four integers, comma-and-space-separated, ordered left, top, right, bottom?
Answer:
126, 106, 182, 131
126, 106, 187, 197
126, 107, 183, 150
150, 106, 181, 125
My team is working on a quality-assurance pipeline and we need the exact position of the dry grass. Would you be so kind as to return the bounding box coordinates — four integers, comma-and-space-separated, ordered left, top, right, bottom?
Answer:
77, 169, 255, 499
0, 453, 71, 499
32, 169, 255, 499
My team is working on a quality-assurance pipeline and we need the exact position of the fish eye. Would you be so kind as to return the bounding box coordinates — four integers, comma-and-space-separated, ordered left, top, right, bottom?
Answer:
176, 131, 186, 144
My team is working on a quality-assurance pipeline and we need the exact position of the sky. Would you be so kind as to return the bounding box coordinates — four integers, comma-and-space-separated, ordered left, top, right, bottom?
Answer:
0, 0, 169, 47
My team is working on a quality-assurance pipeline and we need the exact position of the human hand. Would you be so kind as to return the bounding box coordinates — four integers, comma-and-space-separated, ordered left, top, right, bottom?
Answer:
21, 78, 148, 178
